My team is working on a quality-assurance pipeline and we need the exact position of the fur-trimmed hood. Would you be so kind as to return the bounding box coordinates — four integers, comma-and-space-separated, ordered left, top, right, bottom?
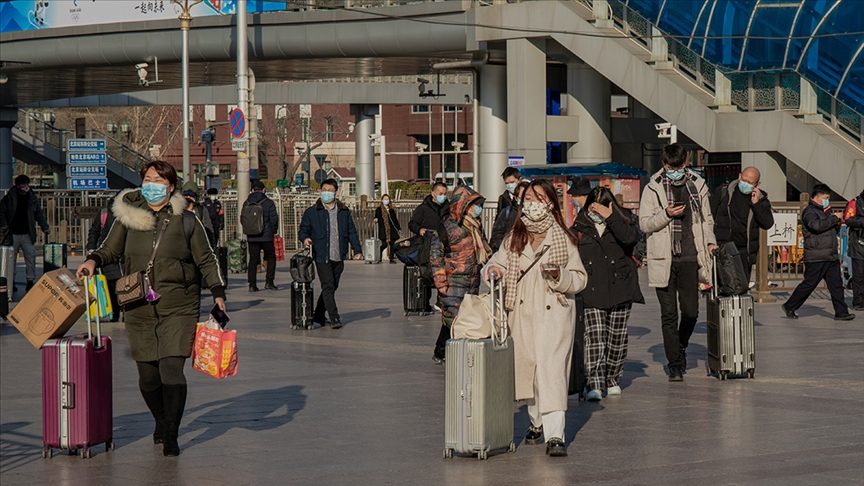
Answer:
112, 188, 187, 232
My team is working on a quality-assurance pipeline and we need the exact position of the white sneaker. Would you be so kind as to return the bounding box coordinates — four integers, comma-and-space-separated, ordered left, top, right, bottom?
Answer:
606, 385, 622, 396
586, 389, 603, 402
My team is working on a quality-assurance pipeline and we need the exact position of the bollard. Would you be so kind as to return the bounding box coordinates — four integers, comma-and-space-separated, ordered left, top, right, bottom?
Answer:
755, 229, 776, 303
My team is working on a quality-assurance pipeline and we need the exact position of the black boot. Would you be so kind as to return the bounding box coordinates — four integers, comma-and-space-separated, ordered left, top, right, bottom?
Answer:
140, 386, 166, 444
161, 384, 187, 457
432, 324, 450, 364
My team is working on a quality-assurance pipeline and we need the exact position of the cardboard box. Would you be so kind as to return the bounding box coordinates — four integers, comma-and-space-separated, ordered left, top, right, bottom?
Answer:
8, 269, 87, 349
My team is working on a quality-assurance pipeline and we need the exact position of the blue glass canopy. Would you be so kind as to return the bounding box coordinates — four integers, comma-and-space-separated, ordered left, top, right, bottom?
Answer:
622, 0, 864, 114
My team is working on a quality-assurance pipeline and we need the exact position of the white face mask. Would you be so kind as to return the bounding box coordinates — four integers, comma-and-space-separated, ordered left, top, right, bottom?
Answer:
209, 195, 217, 201
522, 201, 550, 222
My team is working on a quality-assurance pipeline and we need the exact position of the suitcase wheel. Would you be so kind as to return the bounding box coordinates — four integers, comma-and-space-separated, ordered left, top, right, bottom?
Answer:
477, 450, 488, 460
509, 442, 516, 453
747, 369, 755, 379
720, 371, 729, 381
41, 447, 52, 459
106, 441, 115, 452
443, 448, 453, 459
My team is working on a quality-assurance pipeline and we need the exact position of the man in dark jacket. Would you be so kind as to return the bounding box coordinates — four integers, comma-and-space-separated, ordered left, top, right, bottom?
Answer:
244, 179, 279, 292
710, 167, 775, 281
783, 184, 854, 321
182, 181, 216, 248
408, 182, 450, 312
844, 190, 864, 311
87, 198, 121, 321
299, 178, 362, 329
489, 167, 521, 252
202, 188, 224, 245
0, 175, 49, 290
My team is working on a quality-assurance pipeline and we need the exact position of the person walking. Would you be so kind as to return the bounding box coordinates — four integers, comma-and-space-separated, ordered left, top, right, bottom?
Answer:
572, 187, 643, 401
202, 187, 224, 246
374, 194, 401, 263
182, 182, 217, 248
409, 182, 450, 312
710, 167, 774, 281
429, 186, 491, 364
489, 167, 522, 252
299, 178, 363, 329
485, 180, 588, 457
567, 176, 592, 215
639, 144, 717, 382
243, 180, 279, 292
844, 189, 864, 311
86, 197, 121, 322
782, 185, 855, 321
76, 160, 226, 457
0, 175, 49, 292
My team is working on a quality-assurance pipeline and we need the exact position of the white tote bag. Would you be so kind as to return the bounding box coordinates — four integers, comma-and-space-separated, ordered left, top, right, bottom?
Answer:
451, 278, 507, 342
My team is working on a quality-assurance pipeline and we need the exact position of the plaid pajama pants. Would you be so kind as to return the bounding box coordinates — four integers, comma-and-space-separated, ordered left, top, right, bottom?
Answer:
584, 304, 632, 391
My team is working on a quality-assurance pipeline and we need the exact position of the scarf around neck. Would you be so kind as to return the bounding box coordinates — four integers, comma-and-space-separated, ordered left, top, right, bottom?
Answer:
504, 213, 571, 311
463, 214, 491, 265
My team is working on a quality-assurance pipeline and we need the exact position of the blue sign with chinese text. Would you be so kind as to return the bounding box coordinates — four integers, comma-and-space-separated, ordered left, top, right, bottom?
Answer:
69, 178, 108, 191
67, 152, 107, 164
67, 165, 107, 178
67, 139, 107, 152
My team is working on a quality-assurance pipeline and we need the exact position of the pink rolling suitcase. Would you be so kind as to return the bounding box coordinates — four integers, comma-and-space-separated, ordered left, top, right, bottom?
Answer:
41, 274, 114, 459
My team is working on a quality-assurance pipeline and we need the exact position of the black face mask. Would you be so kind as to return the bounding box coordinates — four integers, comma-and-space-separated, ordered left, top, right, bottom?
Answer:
185, 197, 196, 205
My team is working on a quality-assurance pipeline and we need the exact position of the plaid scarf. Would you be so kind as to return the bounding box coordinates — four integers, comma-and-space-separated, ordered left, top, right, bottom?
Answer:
504, 213, 571, 311
463, 213, 491, 265
663, 175, 701, 256
380, 205, 392, 243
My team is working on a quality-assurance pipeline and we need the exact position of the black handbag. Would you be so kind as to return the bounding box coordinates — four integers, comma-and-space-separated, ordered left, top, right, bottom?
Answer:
116, 219, 169, 306
289, 249, 315, 284
715, 242, 749, 296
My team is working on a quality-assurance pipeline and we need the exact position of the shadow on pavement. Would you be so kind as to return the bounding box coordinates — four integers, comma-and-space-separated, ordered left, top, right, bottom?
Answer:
628, 325, 651, 339
648, 341, 708, 373
341, 308, 391, 324
226, 299, 265, 311
619, 360, 649, 389
0, 421, 40, 474
181, 385, 307, 449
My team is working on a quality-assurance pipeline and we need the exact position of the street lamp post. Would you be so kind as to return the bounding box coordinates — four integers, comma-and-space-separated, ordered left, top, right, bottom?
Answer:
175, 0, 202, 181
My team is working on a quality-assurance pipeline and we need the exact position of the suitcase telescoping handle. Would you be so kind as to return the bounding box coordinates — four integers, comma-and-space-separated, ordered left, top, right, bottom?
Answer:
80, 269, 102, 346
710, 254, 719, 300
488, 275, 508, 345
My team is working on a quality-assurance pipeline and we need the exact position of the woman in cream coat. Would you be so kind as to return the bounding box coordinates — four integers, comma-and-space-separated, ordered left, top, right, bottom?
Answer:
485, 179, 587, 457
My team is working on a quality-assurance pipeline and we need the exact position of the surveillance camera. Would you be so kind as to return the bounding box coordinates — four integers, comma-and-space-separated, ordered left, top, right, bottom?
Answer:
135, 63, 149, 85
415, 142, 428, 152
367, 134, 378, 141
654, 122, 671, 130
417, 78, 430, 84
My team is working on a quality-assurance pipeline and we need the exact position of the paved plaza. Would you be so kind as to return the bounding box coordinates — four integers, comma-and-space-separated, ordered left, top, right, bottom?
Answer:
1, 259, 863, 485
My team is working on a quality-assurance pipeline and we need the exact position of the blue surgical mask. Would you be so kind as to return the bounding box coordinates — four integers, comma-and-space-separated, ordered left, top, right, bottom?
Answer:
141, 182, 168, 205
382, 199, 390, 206
588, 212, 605, 224
435, 194, 447, 205
505, 182, 518, 194
821, 198, 830, 209
320, 191, 335, 204
472, 205, 483, 218
665, 169, 686, 181
737, 181, 754, 195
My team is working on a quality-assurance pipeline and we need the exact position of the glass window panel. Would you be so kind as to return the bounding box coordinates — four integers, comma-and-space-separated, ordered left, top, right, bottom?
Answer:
657, 0, 706, 40
838, 55, 864, 113
786, 0, 833, 68
690, 0, 715, 53
799, 3, 864, 94
742, 6, 797, 69
704, 0, 755, 66
626, 0, 664, 22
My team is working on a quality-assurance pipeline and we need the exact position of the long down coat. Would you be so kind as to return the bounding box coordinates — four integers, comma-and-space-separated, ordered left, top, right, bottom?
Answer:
486, 233, 588, 414
89, 189, 226, 361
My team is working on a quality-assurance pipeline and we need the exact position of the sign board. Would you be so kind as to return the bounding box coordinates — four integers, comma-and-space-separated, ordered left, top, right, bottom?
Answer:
67, 152, 107, 165
69, 178, 108, 191
314, 169, 327, 185
767, 213, 798, 246
508, 155, 525, 167
229, 108, 247, 141
67, 165, 107, 178
231, 139, 248, 152
67, 139, 106, 152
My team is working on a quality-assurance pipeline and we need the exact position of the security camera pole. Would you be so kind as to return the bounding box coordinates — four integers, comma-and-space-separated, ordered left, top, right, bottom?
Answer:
175, 0, 203, 181
235, 0, 251, 236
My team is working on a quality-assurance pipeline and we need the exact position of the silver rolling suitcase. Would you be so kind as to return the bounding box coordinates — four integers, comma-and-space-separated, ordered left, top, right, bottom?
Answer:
0, 246, 14, 294
706, 257, 756, 380
444, 279, 515, 460
364, 219, 382, 264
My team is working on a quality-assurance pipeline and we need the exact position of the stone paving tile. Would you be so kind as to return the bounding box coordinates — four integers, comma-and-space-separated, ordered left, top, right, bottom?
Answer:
1, 262, 863, 485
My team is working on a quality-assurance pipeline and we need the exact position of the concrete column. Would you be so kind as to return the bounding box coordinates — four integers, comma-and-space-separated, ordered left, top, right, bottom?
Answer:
507, 38, 547, 165
565, 61, 611, 164
477, 64, 508, 199
352, 105, 377, 199
742, 152, 786, 201
0, 108, 17, 189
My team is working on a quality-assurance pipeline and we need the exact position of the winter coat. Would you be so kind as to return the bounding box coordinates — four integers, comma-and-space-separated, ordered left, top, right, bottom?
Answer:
408, 194, 450, 246
639, 169, 717, 288
244, 191, 279, 242
0, 189, 49, 245
88, 189, 226, 361
573, 209, 644, 309
486, 233, 588, 413
298, 199, 362, 264
844, 195, 864, 260
202, 197, 224, 232
374, 206, 401, 244
87, 206, 123, 280
429, 186, 488, 327
710, 181, 774, 261
801, 202, 841, 263
489, 190, 519, 252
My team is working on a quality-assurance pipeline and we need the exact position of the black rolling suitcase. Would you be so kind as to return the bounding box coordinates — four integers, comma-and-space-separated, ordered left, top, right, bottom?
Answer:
403, 265, 430, 316
291, 282, 314, 330
568, 295, 587, 398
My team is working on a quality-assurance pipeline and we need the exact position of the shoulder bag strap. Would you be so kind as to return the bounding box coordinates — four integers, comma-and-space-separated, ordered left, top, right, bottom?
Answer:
145, 218, 171, 276
517, 245, 550, 284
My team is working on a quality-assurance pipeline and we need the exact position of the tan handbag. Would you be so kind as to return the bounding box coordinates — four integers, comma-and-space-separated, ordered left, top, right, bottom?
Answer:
451, 277, 506, 342
115, 219, 169, 307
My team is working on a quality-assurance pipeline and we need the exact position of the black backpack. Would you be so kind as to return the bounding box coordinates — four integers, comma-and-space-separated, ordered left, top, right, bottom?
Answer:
290, 250, 315, 283
240, 200, 264, 236
716, 242, 749, 296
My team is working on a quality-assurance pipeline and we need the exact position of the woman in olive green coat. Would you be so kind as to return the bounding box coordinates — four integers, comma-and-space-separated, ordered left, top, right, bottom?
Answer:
78, 160, 226, 457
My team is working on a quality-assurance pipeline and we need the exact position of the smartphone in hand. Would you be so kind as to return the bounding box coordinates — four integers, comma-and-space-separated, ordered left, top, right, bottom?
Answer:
210, 304, 230, 328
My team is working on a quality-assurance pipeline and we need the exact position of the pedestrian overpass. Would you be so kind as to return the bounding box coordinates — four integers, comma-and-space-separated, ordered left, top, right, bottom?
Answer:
1, 0, 861, 198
